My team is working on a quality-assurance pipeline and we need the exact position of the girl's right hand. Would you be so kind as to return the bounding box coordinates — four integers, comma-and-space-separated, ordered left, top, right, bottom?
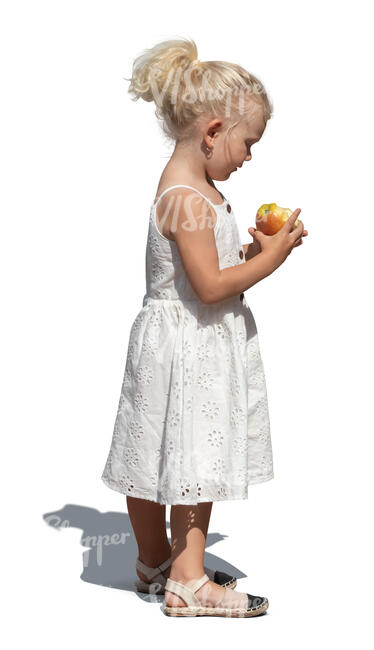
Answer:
248, 209, 306, 271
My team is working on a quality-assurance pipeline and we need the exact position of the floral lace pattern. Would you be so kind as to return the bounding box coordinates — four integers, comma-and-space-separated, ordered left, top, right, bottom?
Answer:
101, 186, 274, 505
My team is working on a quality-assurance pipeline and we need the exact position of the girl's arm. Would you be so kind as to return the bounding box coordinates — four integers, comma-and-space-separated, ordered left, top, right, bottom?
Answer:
168, 190, 276, 304
167, 188, 303, 305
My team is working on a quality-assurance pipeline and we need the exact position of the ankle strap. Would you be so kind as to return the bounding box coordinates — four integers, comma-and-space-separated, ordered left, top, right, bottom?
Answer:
136, 556, 171, 580
190, 573, 210, 593
165, 574, 210, 607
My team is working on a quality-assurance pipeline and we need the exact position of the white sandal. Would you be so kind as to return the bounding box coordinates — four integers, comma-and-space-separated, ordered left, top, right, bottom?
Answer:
135, 557, 169, 594
135, 557, 237, 594
163, 574, 269, 618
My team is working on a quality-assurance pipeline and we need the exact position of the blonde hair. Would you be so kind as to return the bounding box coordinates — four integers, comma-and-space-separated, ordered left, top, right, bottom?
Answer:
125, 36, 273, 143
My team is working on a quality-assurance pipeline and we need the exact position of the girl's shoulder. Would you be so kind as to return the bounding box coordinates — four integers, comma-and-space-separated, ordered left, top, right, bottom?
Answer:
152, 183, 227, 241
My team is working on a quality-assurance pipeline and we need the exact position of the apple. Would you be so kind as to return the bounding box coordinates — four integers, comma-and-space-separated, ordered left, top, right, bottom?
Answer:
255, 202, 299, 236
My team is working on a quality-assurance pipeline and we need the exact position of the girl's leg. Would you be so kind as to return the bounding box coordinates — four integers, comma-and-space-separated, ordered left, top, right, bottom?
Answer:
126, 496, 171, 582
126, 497, 213, 584
165, 502, 249, 609
168, 502, 213, 581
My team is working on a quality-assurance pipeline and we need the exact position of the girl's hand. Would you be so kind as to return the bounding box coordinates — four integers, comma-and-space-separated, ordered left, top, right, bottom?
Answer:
250, 237, 262, 256
248, 209, 307, 270
244, 238, 262, 261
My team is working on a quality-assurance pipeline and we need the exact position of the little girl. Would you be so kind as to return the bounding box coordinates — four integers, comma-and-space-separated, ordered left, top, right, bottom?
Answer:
101, 37, 307, 618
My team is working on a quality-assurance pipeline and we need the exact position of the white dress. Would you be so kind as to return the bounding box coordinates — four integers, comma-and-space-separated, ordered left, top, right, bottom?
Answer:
101, 185, 274, 505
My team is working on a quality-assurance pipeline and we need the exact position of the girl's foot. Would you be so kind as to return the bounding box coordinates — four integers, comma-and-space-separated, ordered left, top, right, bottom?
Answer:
165, 576, 264, 611
136, 555, 237, 593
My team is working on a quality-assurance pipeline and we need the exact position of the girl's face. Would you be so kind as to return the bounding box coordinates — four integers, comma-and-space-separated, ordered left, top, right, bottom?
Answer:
204, 101, 267, 181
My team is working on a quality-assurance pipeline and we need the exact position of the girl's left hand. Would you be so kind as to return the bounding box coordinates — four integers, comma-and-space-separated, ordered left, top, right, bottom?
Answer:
248, 226, 308, 250
247, 228, 263, 256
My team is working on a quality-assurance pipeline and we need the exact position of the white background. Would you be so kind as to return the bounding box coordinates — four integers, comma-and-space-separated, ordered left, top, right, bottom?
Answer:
1, 0, 373, 647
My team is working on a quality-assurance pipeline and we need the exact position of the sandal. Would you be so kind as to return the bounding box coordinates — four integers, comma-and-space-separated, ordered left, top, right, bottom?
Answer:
163, 573, 269, 618
135, 556, 237, 594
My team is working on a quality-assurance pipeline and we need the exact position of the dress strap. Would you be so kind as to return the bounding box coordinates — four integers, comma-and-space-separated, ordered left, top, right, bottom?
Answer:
153, 184, 225, 209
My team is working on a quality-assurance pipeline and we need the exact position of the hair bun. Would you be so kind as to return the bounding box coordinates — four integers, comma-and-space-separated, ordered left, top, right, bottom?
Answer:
126, 36, 273, 143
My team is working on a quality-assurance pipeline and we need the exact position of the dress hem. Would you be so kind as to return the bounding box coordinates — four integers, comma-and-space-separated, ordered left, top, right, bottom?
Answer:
101, 472, 274, 506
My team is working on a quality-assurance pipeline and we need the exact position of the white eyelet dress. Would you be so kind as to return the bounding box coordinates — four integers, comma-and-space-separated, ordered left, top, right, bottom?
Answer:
101, 185, 274, 505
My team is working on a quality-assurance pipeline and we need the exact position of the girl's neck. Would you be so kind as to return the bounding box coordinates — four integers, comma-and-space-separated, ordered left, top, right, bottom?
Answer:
157, 159, 217, 191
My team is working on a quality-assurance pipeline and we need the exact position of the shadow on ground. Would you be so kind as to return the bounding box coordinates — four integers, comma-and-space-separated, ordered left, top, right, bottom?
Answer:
43, 503, 248, 603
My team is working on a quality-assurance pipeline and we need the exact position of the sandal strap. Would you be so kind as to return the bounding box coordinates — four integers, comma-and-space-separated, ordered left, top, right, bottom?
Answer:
165, 574, 210, 607
190, 573, 210, 593
158, 556, 172, 572
136, 556, 172, 581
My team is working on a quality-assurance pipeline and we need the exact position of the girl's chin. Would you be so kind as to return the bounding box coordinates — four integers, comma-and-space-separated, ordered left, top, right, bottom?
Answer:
211, 170, 235, 180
